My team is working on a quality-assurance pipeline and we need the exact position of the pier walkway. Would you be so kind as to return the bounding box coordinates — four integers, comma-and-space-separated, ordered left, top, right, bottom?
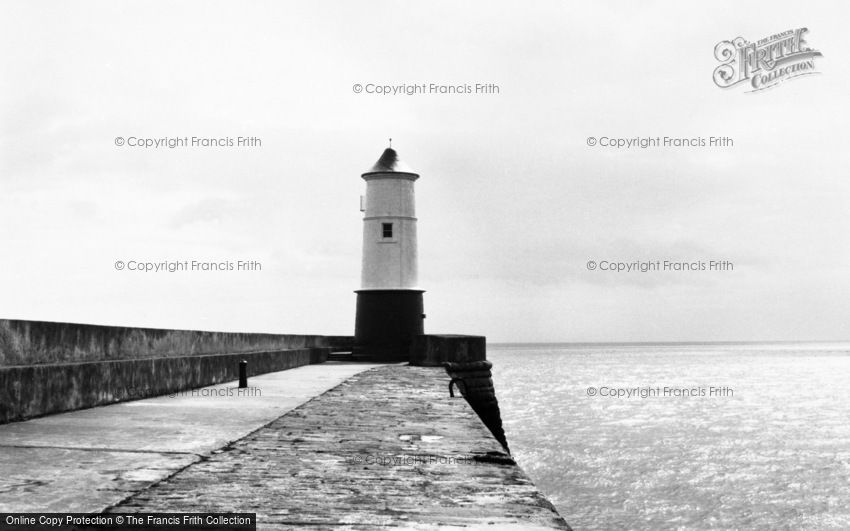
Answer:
0, 362, 382, 512
111, 365, 569, 529
1, 364, 569, 529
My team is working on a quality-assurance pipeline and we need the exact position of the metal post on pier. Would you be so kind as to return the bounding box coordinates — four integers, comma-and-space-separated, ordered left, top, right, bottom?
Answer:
239, 360, 248, 388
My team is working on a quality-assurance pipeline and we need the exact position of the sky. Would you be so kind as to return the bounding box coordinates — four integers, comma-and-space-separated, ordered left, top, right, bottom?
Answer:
1, 1, 849, 342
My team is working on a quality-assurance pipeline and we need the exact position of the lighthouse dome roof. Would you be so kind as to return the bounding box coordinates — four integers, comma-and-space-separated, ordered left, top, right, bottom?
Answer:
362, 148, 419, 177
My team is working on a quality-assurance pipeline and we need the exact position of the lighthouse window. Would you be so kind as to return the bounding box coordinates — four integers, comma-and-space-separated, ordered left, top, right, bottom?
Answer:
382, 223, 393, 238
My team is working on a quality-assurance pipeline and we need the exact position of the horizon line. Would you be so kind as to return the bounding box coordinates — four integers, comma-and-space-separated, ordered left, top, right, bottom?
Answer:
488, 339, 850, 346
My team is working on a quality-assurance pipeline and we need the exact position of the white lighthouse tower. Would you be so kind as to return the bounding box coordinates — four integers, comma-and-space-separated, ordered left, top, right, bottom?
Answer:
354, 143, 424, 361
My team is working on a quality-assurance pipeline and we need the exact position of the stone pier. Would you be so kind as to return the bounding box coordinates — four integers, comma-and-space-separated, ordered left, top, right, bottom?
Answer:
110, 365, 570, 529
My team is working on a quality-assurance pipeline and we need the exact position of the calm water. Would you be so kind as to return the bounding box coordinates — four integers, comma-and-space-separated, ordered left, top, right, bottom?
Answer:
488, 343, 850, 530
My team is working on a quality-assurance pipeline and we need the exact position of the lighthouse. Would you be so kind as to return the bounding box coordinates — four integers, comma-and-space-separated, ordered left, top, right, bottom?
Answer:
354, 144, 425, 361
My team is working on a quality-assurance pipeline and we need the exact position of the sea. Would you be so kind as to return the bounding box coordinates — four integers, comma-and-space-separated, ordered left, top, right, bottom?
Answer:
487, 342, 850, 531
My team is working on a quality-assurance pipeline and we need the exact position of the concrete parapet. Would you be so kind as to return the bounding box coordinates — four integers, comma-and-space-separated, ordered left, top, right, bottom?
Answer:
0, 319, 328, 367
0, 347, 329, 424
410, 334, 486, 366
324, 335, 355, 352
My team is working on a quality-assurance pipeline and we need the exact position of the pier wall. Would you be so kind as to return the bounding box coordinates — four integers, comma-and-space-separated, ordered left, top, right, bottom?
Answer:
324, 335, 355, 352
0, 319, 330, 424
410, 334, 486, 366
0, 319, 328, 366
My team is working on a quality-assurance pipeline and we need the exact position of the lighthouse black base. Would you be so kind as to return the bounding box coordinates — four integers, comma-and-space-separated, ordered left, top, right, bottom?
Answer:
354, 289, 424, 362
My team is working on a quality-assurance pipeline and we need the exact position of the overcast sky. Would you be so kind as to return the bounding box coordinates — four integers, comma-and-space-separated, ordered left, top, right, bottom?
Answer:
1, 1, 848, 342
